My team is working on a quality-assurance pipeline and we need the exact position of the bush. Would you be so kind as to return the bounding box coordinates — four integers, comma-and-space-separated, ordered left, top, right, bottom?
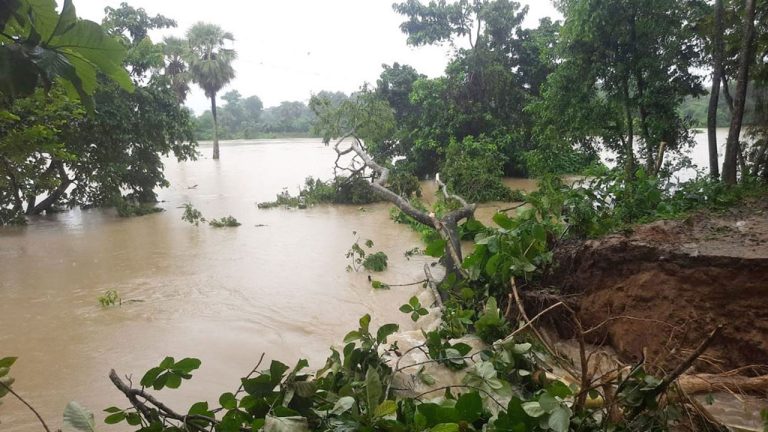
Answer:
258, 176, 381, 208
387, 163, 422, 198
441, 135, 519, 202
208, 216, 241, 228
362, 252, 388, 271
114, 197, 163, 218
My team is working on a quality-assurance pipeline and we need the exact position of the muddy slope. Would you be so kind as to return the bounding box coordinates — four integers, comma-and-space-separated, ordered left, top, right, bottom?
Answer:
545, 198, 768, 374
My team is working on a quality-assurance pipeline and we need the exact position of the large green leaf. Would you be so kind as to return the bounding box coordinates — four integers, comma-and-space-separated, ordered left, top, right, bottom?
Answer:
49, 20, 133, 91
365, 368, 382, 415
547, 406, 571, 432
0, 0, 132, 106
40, 0, 75, 42
425, 238, 447, 257
263, 415, 309, 432
63, 401, 96, 432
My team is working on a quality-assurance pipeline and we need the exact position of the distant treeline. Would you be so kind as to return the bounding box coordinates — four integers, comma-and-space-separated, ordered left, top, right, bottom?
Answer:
680, 82, 767, 128
193, 90, 349, 139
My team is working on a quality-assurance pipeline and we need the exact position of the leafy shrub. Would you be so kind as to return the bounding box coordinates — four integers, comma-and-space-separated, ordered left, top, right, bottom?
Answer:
114, 197, 163, 218
362, 251, 388, 271
523, 140, 602, 177
387, 163, 422, 198
346, 234, 388, 272
473, 297, 508, 343
258, 176, 381, 209
441, 135, 519, 202
208, 216, 241, 228
181, 203, 205, 226
98, 290, 121, 307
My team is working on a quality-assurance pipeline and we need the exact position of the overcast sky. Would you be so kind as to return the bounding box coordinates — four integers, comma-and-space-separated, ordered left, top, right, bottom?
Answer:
74, 0, 561, 114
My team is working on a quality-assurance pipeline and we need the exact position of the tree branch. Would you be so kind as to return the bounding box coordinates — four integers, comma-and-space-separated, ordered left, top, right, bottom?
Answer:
338, 136, 475, 279
0, 380, 52, 432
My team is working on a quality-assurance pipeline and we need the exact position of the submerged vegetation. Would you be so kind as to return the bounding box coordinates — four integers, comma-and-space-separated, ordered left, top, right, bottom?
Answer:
258, 176, 382, 209
182, 203, 241, 228
346, 234, 389, 273
208, 215, 242, 228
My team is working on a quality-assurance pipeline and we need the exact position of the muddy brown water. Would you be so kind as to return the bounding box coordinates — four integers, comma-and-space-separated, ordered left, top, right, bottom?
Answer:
0, 132, 761, 430
0, 138, 538, 431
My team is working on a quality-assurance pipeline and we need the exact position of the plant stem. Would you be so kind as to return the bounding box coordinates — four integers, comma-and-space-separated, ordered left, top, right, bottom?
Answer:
0, 381, 52, 432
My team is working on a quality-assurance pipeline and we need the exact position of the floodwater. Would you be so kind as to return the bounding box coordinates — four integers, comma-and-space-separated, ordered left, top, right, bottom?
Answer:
0, 131, 761, 430
0, 139, 441, 431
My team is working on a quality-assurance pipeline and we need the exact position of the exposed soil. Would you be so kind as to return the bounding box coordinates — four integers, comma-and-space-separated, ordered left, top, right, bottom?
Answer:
542, 196, 768, 375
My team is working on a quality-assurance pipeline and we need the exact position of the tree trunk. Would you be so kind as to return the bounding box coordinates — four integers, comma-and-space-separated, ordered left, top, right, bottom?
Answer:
707, 0, 724, 179
623, 79, 636, 179
211, 93, 220, 160
722, 0, 756, 184
29, 162, 71, 215
636, 72, 655, 173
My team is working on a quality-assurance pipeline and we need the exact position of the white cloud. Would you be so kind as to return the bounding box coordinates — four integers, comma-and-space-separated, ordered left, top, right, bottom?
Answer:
75, 0, 560, 113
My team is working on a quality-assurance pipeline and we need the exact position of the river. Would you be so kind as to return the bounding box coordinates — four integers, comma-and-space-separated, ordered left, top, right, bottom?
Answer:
0, 130, 759, 430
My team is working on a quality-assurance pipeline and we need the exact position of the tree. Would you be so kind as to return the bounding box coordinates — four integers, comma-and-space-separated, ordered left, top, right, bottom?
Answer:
186, 22, 236, 159
705, 0, 726, 179
0, 2, 196, 221
722, 0, 758, 184
311, 89, 474, 278
162, 36, 191, 103
536, 0, 705, 177
393, 0, 569, 179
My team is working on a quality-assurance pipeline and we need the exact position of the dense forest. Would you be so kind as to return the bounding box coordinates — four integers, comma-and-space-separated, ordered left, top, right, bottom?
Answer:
2, 0, 768, 431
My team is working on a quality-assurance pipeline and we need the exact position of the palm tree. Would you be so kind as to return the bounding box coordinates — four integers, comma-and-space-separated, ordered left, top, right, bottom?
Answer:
186, 23, 236, 159
162, 36, 191, 104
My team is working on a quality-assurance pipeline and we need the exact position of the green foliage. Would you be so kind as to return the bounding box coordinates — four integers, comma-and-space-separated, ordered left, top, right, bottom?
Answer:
524, 141, 602, 177
362, 252, 388, 272
345, 234, 388, 272
0, 0, 133, 109
181, 203, 205, 226
98, 290, 121, 307
399, 296, 428, 322
186, 22, 236, 101
209, 215, 241, 228
463, 202, 562, 292
113, 197, 163, 218
441, 135, 519, 202
258, 176, 381, 209
535, 0, 704, 174
473, 297, 508, 343
387, 163, 422, 198
0, 356, 17, 416
310, 87, 396, 160
0, 3, 197, 222
140, 356, 201, 390
106, 304, 694, 432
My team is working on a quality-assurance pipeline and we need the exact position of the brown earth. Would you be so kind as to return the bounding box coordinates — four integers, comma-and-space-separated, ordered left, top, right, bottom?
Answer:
542, 196, 768, 375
